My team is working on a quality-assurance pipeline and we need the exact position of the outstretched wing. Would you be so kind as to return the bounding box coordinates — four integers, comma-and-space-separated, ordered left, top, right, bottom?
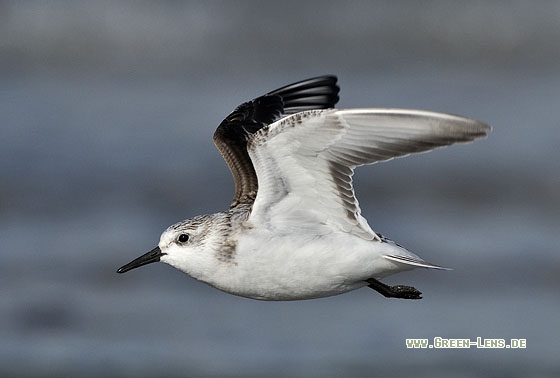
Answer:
247, 108, 491, 239
213, 76, 340, 209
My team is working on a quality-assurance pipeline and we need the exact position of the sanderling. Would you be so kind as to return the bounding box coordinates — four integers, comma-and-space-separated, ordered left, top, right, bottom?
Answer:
117, 75, 490, 300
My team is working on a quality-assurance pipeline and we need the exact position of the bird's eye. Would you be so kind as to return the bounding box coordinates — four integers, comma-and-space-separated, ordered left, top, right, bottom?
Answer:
177, 234, 189, 243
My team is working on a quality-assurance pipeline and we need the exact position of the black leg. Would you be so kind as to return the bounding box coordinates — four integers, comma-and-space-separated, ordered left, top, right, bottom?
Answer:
366, 278, 422, 300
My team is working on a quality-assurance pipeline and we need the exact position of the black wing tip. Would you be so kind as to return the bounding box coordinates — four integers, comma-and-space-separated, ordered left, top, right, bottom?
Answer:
267, 75, 340, 111
267, 75, 338, 92
268, 75, 339, 94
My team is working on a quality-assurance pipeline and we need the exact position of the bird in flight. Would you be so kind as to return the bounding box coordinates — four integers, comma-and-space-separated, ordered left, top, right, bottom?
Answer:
117, 75, 490, 301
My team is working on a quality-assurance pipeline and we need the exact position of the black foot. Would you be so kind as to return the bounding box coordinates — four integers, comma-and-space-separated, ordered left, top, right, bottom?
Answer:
366, 278, 422, 300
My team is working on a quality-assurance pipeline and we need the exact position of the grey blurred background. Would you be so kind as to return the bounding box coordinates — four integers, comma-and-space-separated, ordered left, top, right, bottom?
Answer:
1, 1, 559, 377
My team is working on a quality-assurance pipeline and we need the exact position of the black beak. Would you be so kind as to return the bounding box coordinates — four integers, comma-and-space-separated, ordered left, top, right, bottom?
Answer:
117, 246, 164, 274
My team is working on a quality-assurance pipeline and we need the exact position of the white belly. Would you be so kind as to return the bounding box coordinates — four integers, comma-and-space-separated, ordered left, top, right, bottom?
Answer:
207, 229, 413, 300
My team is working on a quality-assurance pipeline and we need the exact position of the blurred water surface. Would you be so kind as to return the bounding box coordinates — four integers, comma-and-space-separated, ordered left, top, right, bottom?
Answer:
1, 1, 559, 377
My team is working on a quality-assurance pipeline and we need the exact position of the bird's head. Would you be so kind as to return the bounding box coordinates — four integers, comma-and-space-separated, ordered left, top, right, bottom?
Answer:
117, 214, 228, 280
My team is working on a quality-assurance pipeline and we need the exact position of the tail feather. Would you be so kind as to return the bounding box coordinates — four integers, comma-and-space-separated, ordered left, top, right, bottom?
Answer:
383, 254, 452, 270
